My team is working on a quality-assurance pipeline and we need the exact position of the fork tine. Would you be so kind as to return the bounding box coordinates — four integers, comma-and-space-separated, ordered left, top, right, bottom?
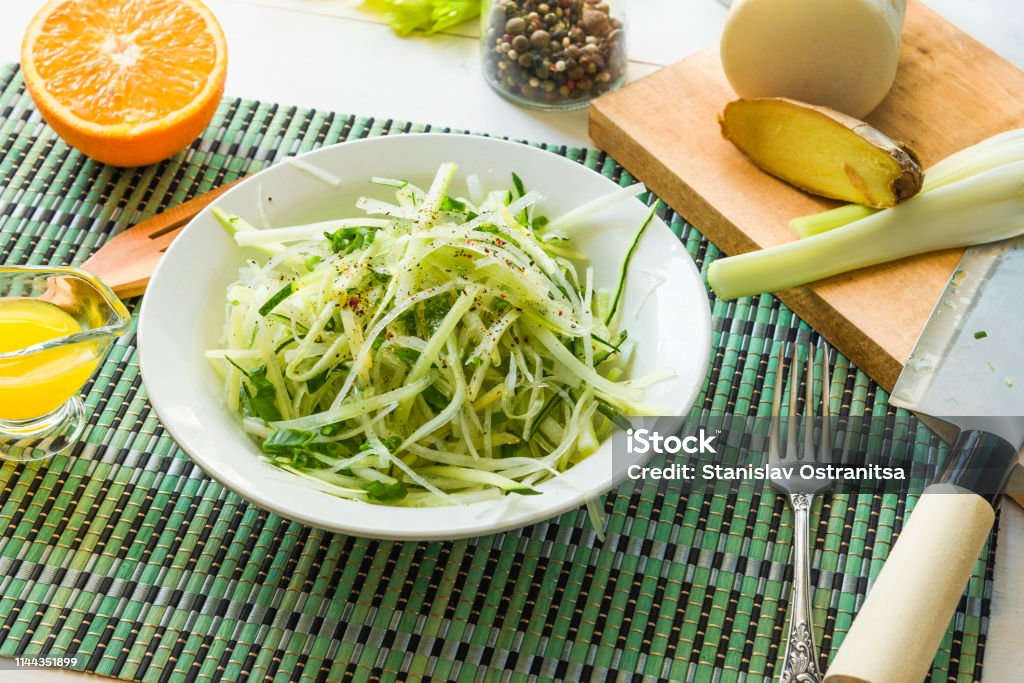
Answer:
820, 342, 831, 418
772, 342, 830, 683
804, 343, 816, 461
819, 343, 832, 462
787, 343, 799, 459
789, 343, 800, 417
772, 345, 785, 416
768, 345, 784, 460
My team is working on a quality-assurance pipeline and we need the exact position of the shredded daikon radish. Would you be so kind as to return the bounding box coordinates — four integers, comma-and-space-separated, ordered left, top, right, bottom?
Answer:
209, 165, 656, 506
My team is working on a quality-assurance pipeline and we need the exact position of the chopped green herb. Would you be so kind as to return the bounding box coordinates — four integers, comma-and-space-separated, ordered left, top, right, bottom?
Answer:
324, 226, 379, 254
365, 480, 408, 502
240, 365, 282, 422
393, 347, 421, 364
440, 195, 467, 213
477, 224, 521, 249
420, 295, 453, 334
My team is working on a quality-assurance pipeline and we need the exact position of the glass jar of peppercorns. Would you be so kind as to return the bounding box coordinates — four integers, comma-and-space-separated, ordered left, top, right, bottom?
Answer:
481, 0, 627, 110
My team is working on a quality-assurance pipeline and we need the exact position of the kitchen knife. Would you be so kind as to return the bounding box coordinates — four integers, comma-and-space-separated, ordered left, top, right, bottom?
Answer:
824, 235, 1024, 683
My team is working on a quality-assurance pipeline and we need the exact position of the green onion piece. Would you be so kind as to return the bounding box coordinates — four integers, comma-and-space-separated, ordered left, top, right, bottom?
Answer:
393, 347, 421, 364
320, 423, 344, 437
422, 385, 449, 411
511, 172, 526, 199
344, 232, 365, 254
307, 442, 344, 457
262, 428, 316, 455
507, 486, 542, 496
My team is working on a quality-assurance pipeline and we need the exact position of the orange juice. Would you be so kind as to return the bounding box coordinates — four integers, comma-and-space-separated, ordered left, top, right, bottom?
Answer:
0, 299, 100, 421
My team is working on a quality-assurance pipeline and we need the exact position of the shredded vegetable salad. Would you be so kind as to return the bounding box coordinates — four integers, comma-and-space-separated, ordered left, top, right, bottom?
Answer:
207, 163, 660, 507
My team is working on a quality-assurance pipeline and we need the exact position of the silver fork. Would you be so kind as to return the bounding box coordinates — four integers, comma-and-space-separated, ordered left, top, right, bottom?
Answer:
768, 343, 833, 683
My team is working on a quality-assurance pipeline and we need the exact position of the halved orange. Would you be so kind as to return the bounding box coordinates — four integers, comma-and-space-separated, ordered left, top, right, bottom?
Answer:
21, 0, 228, 167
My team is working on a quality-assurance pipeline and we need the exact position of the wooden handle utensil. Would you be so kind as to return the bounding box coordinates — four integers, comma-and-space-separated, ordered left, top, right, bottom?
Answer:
824, 485, 994, 683
80, 178, 242, 298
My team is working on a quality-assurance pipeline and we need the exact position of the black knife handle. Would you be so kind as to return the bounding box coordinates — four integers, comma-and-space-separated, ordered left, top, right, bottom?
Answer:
938, 429, 1018, 504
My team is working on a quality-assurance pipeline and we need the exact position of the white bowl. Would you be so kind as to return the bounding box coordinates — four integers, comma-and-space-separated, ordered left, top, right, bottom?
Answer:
138, 134, 711, 540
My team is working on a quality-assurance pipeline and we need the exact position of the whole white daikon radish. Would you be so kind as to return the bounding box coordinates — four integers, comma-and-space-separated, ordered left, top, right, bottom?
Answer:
720, 0, 908, 118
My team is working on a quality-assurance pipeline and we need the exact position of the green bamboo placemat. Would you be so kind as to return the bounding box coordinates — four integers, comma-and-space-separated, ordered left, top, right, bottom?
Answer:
0, 61, 993, 683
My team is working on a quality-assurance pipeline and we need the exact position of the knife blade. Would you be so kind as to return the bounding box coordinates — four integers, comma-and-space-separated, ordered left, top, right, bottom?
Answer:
824, 236, 1024, 683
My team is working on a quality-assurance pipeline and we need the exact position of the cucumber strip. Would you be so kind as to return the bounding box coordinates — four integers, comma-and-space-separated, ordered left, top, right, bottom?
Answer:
544, 182, 646, 232
605, 202, 657, 325
417, 466, 540, 495
272, 375, 434, 431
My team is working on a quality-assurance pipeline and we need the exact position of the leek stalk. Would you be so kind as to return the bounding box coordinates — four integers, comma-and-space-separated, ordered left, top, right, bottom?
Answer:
709, 161, 1024, 301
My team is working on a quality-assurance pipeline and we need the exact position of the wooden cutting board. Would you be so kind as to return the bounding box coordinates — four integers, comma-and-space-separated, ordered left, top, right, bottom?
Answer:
588, 0, 1024, 505
589, 0, 1024, 393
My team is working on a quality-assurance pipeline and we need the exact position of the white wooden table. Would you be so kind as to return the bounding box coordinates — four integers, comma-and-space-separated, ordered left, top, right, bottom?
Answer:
0, 0, 1021, 680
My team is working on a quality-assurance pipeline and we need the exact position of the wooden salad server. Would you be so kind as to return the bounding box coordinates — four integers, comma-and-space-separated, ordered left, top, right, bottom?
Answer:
80, 178, 242, 298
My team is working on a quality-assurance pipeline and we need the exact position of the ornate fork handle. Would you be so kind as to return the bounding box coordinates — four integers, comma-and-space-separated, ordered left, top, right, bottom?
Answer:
779, 493, 823, 683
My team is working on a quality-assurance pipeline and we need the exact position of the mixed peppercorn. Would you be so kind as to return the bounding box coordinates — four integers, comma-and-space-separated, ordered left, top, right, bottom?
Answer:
483, 0, 626, 107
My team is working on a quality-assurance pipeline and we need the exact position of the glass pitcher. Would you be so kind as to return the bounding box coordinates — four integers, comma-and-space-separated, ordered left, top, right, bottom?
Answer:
0, 266, 129, 462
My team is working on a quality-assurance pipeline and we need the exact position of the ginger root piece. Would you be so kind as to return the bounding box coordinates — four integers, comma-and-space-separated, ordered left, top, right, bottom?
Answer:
719, 98, 924, 209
